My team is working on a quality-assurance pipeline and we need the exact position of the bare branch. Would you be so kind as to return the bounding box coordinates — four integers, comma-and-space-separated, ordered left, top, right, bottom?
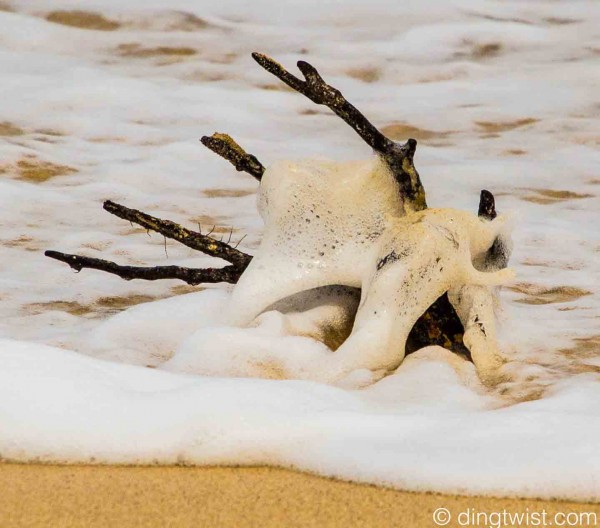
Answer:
251, 52, 427, 211
45, 251, 242, 285
200, 133, 265, 181
103, 200, 252, 269
252, 53, 391, 153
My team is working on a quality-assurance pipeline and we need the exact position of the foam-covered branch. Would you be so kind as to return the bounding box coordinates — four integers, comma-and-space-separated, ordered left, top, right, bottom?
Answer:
406, 189, 502, 357
200, 133, 265, 181
103, 200, 252, 269
251, 52, 427, 210
44, 251, 242, 285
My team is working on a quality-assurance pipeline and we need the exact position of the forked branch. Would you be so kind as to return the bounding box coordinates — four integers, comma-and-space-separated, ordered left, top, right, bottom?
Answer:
252, 52, 427, 211
200, 133, 265, 181
253, 53, 393, 154
44, 251, 243, 285
46, 202, 253, 285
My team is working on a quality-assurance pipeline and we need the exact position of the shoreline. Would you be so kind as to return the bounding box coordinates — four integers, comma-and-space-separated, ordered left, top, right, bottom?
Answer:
2, 463, 598, 527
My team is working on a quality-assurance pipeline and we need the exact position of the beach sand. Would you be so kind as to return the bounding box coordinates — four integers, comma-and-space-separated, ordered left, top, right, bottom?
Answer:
1, 463, 598, 527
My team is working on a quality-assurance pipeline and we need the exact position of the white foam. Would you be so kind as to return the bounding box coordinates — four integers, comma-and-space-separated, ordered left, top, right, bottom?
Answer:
0, 337, 598, 502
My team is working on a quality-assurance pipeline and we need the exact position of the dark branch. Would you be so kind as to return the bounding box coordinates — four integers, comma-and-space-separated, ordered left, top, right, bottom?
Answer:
251, 52, 427, 211
103, 200, 252, 269
406, 293, 470, 359
253, 53, 393, 153
45, 251, 242, 285
478, 189, 497, 220
200, 133, 265, 181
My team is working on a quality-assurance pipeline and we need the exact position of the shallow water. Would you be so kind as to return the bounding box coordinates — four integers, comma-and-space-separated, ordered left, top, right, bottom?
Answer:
0, 0, 598, 501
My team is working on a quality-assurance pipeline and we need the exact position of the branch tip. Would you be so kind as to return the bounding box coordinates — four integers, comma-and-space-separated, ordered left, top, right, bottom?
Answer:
478, 190, 497, 220
200, 132, 265, 181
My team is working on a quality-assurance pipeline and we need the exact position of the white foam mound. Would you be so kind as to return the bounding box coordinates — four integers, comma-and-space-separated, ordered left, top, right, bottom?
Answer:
84, 290, 229, 367
1, 303, 599, 502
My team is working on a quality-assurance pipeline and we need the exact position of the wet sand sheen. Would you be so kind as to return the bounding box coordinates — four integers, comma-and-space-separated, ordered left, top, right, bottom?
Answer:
1, 463, 598, 527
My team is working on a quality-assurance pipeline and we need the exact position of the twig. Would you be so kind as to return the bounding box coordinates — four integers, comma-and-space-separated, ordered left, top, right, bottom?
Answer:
234, 234, 247, 249
103, 200, 252, 269
200, 133, 265, 181
45, 251, 242, 285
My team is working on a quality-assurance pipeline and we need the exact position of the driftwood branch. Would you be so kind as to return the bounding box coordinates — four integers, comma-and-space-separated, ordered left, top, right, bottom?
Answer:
200, 133, 265, 181
44, 52, 505, 362
103, 200, 252, 269
253, 53, 393, 153
44, 251, 243, 285
252, 52, 426, 210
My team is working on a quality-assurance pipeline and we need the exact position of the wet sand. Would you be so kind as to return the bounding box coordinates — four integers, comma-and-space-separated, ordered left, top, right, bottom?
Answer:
1, 463, 598, 527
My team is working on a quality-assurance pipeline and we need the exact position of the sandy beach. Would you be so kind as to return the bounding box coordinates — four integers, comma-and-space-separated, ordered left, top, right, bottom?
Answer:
1, 463, 598, 527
